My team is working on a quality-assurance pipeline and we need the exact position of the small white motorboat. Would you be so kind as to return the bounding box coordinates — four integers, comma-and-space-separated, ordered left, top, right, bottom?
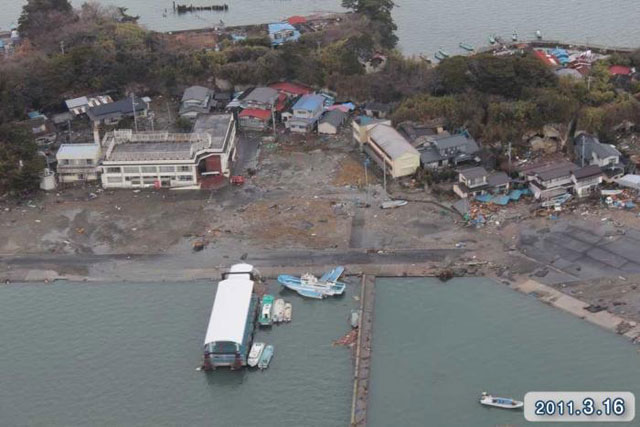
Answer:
380, 200, 408, 209
283, 302, 292, 322
247, 342, 265, 367
479, 392, 523, 409
273, 298, 285, 323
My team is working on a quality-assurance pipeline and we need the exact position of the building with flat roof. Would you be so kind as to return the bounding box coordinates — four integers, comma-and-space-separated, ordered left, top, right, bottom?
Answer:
203, 264, 258, 370
100, 114, 236, 189
56, 143, 101, 183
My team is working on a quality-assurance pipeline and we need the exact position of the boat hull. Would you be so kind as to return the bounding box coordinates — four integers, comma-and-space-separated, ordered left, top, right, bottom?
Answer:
277, 275, 346, 299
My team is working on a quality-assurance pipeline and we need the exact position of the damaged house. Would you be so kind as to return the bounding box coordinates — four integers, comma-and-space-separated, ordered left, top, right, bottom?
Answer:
574, 133, 624, 181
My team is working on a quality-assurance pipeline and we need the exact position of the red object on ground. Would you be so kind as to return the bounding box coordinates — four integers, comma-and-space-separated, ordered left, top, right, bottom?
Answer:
533, 49, 558, 67
230, 176, 245, 185
238, 109, 271, 120
269, 81, 313, 97
287, 15, 307, 25
609, 65, 632, 76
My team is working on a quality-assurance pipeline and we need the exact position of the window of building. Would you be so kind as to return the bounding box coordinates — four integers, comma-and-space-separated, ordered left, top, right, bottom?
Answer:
86, 159, 94, 165
61, 159, 70, 165
123, 166, 139, 173
177, 165, 191, 172
107, 176, 123, 183
141, 166, 157, 173
159, 166, 175, 173
178, 175, 193, 181
143, 177, 157, 185
106, 167, 121, 173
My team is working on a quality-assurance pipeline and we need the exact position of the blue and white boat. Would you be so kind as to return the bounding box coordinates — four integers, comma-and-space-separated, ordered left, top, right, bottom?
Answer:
479, 392, 523, 409
277, 266, 346, 299
258, 345, 274, 370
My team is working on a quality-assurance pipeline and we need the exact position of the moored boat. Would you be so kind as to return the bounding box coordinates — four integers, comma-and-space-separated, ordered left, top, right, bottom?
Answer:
459, 42, 474, 51
278, 266, 346, 299
258, 295, 274, 326
247, 342, 265, 367
273, 298, 285, 323
381, 200, 408, 209
489, 34, 496, 45
258, 345, 274, 369
535, 29, 542, 39
479, 392, 523, 409
434, 51, 445, 61
512, 31, 518, 41
283, 302, 292, 322
350, 310, 360, 328
437, 48, 450, 58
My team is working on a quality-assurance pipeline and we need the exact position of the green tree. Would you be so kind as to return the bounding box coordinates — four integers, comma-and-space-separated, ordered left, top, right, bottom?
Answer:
0, 124, 44, 195
341, 0, 397, 48
18, 0, 73, 37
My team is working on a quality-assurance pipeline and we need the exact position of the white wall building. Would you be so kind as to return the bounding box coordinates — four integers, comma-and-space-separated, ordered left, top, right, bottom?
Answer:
56, 143, 101, 183
100, 114, 236, 189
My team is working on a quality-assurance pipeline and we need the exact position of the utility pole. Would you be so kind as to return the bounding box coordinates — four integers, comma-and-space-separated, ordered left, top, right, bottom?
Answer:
507, 141, 512, 172
60, 40, 65, 55
271, 104, 276, 138
364, 157, 370, 206
131, 93, 138, 132
581, 138, 585, 167
166, 100, 173, 124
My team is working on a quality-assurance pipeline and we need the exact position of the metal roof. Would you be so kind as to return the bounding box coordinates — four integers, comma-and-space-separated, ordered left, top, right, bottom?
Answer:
434, 134, 479, 153
319, 110, 346, 127
575, 134, 621, 160
459, 166, 488, 180
103, 130, 217, 162
56, 143, 100, 160
242, 87, 279, 105
88, 97, 146, 119
204, 272, 255, 346
573, 164, 603, 179
487, 171, 511, 186
182, 86, 213, 103
65, 96, 89, 110
369, 124, 420, 160
293, 94, 325, 112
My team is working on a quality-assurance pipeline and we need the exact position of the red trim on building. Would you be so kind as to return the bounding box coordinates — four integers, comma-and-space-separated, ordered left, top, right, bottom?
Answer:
238, 109, 271, 120
287, 16, 307, 25
269, 82, 313, 97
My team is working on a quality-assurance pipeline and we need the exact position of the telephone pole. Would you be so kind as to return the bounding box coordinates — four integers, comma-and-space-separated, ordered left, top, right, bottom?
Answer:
131, 93, 138, 132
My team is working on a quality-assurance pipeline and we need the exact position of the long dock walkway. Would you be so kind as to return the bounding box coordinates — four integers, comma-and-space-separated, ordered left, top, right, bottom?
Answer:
351, 274, 375, 426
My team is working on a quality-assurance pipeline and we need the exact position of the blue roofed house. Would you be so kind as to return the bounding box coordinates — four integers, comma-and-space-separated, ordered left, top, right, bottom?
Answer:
268, 22, 300, 47
289, 94, 325, 133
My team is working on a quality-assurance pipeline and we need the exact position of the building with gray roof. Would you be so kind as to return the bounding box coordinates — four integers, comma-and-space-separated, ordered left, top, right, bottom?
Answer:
420, 133, 480, 169
100, 114, 236, 189
180, 86, 215, 119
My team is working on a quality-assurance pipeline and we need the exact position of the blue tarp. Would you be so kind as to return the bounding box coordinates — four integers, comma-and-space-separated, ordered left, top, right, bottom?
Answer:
492, 195, 511, 205
475, 194, 492, 203
268, 22, 301, 46
509, 189, 523, 200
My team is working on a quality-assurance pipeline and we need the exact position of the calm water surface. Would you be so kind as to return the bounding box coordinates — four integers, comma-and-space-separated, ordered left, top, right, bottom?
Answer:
2, 0, 639, 55
0, 280, 355, 426
369, 277, 640, 427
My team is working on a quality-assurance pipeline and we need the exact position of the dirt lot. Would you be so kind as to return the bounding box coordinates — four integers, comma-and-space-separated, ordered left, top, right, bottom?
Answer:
3, 128, 640, 325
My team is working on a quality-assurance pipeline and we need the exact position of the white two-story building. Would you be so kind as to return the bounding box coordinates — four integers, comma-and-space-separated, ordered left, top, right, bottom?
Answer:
100, 114, 236, 189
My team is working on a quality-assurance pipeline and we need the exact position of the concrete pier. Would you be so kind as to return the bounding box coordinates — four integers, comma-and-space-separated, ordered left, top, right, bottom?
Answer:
351, 275, 375, 426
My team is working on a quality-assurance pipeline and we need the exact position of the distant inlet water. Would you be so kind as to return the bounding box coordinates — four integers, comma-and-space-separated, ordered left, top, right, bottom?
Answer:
369, 277, 640, 426
2, 0, 639, 55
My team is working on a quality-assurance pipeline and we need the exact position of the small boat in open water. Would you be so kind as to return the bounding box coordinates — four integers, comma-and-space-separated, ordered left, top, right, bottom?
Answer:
459, 42, 474, 52
258, 345, 274, 369
278, 266, 346, 299
437, 48, 450, 58
283, 302, 292, 322
258, 295, 274, 326
479, 392, 523, 409
247, 342, 265, 367
535, 29, 542, 40
273, 298, 285, 323
511, 31, 518, 42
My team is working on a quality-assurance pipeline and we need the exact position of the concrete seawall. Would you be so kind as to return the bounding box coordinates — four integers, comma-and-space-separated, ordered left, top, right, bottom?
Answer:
351, 275, 375, 426
513, 279, 640, 339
